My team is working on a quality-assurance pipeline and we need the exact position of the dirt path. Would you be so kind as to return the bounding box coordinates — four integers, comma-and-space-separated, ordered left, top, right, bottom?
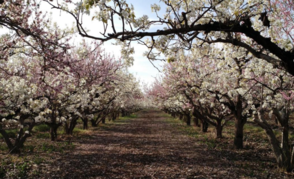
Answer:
45, 110, 286, 178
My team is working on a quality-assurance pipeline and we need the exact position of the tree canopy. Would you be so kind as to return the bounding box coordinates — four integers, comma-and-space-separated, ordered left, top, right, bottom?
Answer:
46, 0, 294, 74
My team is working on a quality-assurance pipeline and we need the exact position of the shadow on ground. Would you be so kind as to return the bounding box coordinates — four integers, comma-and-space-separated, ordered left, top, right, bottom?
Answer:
39, 110, 290, 179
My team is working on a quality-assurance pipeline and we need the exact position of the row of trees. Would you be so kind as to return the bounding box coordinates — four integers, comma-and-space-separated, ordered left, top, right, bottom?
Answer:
0, 0, 144, 154
0, 38, 144, 153
146, 45, 294, 171
50, 0, 294, 172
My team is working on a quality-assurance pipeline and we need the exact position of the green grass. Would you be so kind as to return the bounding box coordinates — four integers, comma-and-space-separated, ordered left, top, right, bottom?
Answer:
203, 137, 217, 149
158, 113, 171, 118
33, 124, 50, 132
166, 117, 200, 137
0, 144, 8, 152
15, 162, 29, 178
244, 123, 264, 133
165, 114, 278, 151
72, 128, 84, 133
23, 145, 35, 153
40, 142, 74, 153
95, 113, 139, 131
35, 133, 50, 139
119, 114, 138, 120
32, 156, 44, 165
165, 116, 223, 150
41, 143, 57, 153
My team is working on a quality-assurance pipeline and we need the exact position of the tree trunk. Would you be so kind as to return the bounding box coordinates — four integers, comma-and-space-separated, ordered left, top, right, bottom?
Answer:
49, 123, 60, 141
201, 120, 208, 132
233, 96, 246, 149
91, 113, 103, 127
50, 126, 57, 141
179, 114, 184, 121
172, 113, 176, 118
83, 118, 88, 129
193, 116, 200, 127
192, 108, 200, 127
234, 117, 245, 149
112, 112, 116, 121
1, 120, 35, 154
185, 113, 191, 126
64, 122, 69, 134
9, 132, 31, 154
91, 119, 98, 127
64, 118, 77, 135
121, 110, 126, 117
254, 110, 293, 171
257, 121, 292, 171
216, 121, 223, 138
101, 115, 106, 124
0, 126, 14, 150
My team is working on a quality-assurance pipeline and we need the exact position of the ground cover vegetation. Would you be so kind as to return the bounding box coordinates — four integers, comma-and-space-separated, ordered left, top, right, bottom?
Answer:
0, 113, 138, 178
1, 0, 294, 175
2, 110, 294, 178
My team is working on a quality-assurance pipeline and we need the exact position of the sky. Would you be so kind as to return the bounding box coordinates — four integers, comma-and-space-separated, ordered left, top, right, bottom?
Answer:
42, 0, 166, 86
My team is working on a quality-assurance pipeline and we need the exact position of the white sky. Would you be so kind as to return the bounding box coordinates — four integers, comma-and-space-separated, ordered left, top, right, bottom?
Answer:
42, 0, 165, 86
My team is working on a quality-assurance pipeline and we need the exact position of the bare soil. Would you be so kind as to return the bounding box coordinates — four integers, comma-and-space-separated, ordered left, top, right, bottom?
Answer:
1, 109, 294, 178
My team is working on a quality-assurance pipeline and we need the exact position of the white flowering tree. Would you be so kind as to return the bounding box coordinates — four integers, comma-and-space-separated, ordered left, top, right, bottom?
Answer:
47, 0, 294, 76
149, 50, 235, 138
239, 58, 294, 171
0, 56, 50, 153
150, 43, 294, 170
118, 73, 144, 116
147, 69, 194, 126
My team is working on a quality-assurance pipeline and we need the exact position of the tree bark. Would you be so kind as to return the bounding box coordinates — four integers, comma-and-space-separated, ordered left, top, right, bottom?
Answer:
234, 117, 245, 149
201, 120, 208, 132
254, 110, 293, 171
216, 121, 223, 138
0, 126, 14, 150
64, 117, 77, 135
179, 114, 184, 121
185, 113, 191, 126
49, 123, 61, 141
233, 95, 246, 149
121, 109, 126, 117
83, 118, 88, 129
9, 133, 31, 154
193, 116, 200, 127
101, 115, 106, 124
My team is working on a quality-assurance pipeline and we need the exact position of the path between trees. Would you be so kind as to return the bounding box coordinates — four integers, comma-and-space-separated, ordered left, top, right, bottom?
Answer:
45, 110, 289, 178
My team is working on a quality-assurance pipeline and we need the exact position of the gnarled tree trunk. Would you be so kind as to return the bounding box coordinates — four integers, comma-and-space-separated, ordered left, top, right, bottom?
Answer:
64, 116, 78, 135
254, 109, 293, 172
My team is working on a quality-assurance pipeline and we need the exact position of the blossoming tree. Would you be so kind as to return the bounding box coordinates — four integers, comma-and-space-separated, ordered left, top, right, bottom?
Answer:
47, 0, 294, 76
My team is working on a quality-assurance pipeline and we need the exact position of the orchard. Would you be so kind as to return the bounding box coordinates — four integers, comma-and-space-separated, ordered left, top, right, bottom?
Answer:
1, 0, 294, 177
